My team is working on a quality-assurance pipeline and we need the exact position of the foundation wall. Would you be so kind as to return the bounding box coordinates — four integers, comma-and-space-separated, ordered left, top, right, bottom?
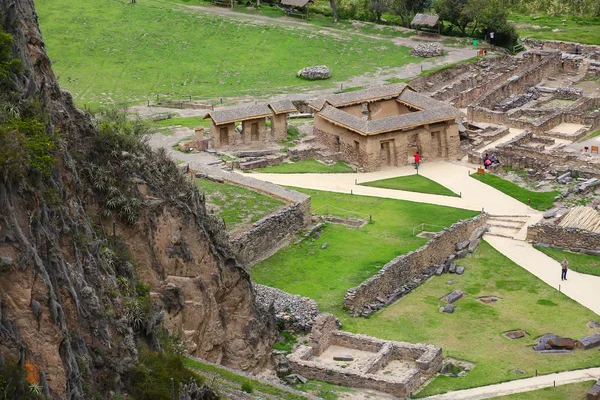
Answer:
527, 223, 600, 251
343, 214, 488, 313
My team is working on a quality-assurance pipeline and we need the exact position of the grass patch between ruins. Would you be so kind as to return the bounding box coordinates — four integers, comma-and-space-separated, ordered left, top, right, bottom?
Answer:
360, 174, 460, 197
253, 159, 355, 173
534, 245, 600, 277
195, 179, 285, 233
36, 0, 419, 108
252, 188, 479, 313
578, 129, 600, 142
493, 380, 596, 400
336, 240, 600, 397
151, 116, 210, 129
470, 172, 558, 211
184, 358, 307, 400
510, 14, 600, 46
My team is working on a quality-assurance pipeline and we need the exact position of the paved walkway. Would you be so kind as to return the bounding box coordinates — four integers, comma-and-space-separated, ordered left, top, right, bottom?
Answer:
423, 367, 600, 399
247, 160, 600, 316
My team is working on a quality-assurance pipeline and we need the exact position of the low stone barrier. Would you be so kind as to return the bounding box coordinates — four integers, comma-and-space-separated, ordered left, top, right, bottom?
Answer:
343, 214, 488, 315
527, 222, 600, 252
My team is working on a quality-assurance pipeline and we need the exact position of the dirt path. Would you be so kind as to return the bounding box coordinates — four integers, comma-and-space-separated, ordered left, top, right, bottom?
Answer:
422, 367, 600, 399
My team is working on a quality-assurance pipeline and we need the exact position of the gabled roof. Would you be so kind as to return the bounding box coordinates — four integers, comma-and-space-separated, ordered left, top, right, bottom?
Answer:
268, 99, 297, 114
281, 0, 311, 7
308, 83, 410, 112
411, 13, 439, 27
397, 90, 448, 110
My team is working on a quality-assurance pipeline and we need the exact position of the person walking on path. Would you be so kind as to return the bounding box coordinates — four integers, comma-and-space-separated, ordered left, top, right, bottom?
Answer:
561, 257, 569, 281
414, 151, 421, 172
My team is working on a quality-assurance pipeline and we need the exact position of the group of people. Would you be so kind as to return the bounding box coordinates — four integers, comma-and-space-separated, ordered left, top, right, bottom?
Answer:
482, 153, 499, 169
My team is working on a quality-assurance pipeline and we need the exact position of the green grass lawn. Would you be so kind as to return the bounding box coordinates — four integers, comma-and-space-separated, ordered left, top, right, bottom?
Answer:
252, 188, 478, 313
151, 116, 210, 129
337, 241, 600, 397
534, 245, 600, 277
494, 380, 596, 400
36, 0, 419, 108
510, 14, 600, 46
360, 174, 460, 197
195, 179, 284, 232
578, 129, 600, 142
470, 173, 558, 211
253, 159, 355, 173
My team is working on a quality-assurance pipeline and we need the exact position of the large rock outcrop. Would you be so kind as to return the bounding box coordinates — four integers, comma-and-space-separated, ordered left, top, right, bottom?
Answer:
0, 0, 275, 398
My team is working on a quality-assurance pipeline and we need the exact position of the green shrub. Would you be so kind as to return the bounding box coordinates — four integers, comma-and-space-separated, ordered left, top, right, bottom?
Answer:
0, 357, 41, 400
241, 380, 254, 394
0, 27, 21, 90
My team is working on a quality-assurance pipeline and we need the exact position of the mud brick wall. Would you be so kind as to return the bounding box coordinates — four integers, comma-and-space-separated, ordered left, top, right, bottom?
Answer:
343, 214, 488, 313
527, 223, 600, 251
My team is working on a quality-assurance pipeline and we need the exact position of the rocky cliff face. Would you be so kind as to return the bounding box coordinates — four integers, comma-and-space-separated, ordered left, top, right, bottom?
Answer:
0, 0, 275, 398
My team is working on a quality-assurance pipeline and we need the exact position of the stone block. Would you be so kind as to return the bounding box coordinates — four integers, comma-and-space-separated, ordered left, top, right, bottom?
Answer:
547, 337, 576, 349
448, 264, 457, 274
442, 304, 455, 313
456, 266, 465, 275
577, 333, 600, 350
445, 254, 456, 267
543, 208, 558, 219
455, 249, 468, 259
469, 227, 486, 241
588, 382, 600, 400
240, 159, 269, 170
445, 290, 464, 304
588, 321, 600, 329
236, 149, 277, 158
456, 240, 470, 251
333, 354, 354, 361
435, 265, 445, 276
468, 239, 480, 253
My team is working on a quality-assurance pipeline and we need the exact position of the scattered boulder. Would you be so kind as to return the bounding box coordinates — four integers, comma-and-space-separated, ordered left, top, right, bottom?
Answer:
468, 238, 481, 253
588, 321, 600, 329
478, 296, 499, 304
547, 336, 576, 349
456, 266, 465, 275
445, 290, 464, 304
321, 242, 329, 249
455, 249, 469, 259
297, 65, 331, 80
445, 254, 456, 267
504, 330, 528, 340
284, 374, 300, 385
411, 43, 444, 57
555, 87, 583, 100
333, 354, 354, 362
447, 280, 457, 284
456, 240, 470, 251
557, 172, 571, 185
272, 351, 293, 378
296, 374, 307, 384
543, 208, 558, 219
435, 264, 445, 276
449, 264, 457, 274
442, 304, 455, 313
469, 227, 486, 241
511, 369, 525, 375
588, 380, 600, 400
577, 333, 600, 350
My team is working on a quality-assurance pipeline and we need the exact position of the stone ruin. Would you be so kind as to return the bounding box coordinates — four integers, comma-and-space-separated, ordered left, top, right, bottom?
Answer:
288, 314, 442, 397
297, 65, 331, 80
411, 43, 444, 58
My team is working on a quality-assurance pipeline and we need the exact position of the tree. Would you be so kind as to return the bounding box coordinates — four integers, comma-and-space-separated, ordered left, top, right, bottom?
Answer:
369, 0, 388, 23
389, 0, 429, 27
329, 0, 338, 22
433, 0, 472, 35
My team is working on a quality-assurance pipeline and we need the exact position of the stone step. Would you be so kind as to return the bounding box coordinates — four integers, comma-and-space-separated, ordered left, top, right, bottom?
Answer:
483, 232, 515, 239
487, 221, 525, 229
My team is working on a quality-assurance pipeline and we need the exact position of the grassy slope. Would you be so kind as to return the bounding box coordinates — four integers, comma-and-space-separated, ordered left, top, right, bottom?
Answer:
151, 116, 211, 129
534, 245, 600, 277
470, 173, 558, 211
252, 188, 478, 313
494, 380, 596, 400
361, 174, 460, 197
510, 14, 600, 46
195, 179, 284, 232
253, 159, 355, 173
36, 0, 418, 108
338, 241, 600, 397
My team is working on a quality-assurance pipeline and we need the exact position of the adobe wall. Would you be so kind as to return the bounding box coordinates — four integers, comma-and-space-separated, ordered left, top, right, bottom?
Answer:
271, 113, 288, 141
343, 214, 488, 314
241, 117, 268, 143
527, 223, 600, 252
314, 121, 371, 169
210, 121, 235, 148
191, 164, 311, 267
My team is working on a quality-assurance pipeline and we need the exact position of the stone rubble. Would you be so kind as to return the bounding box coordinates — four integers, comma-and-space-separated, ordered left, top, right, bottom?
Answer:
493, 87, 540, 111
411, 43, 444, 58
297, 65, 331, 80
253, 283, 320, 332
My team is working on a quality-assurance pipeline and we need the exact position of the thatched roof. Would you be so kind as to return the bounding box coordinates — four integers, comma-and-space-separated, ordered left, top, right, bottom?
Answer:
204, 104, 272, 125
316, 89, 464, 136
281, 0, 311, 7
308, 83, 410, 111
411, 13, 439, 27
268, 99, 297, 114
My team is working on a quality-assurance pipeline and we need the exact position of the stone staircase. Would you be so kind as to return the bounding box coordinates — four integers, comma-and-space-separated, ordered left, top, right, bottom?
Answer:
485, 215, 529, 239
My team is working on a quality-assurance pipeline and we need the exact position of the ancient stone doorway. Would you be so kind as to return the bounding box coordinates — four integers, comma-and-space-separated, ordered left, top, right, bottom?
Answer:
220, 127, 229, 145
251, 122, 259, 141
380, 141, 392, 166
334, 135, 341, 152
431, 131, 442, 157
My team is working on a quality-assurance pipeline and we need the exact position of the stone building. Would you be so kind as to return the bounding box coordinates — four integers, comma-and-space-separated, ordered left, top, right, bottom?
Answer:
308, 84, 464, 171
204, 100, 297, 149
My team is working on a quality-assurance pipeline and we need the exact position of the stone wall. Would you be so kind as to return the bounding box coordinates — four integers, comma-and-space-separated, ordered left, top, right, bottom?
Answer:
191, 164, 311, 266
527, 222, 600, 252
343, 214, 488, 314
288, 314, 442, 398
523, 39, 600, 58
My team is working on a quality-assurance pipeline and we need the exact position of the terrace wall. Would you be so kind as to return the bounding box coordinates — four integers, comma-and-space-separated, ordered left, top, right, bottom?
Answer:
343, 214, 488, 314
527, 223, 600, 252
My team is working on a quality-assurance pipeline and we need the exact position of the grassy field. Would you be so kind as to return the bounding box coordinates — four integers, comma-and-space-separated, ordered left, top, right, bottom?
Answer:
195, 179, 284, 232
253, 159, 355, 173
470, 173, 558, 211
579, 129, 600, 142
252, 188, 478, 313
494, 380, 596, 400
35, 0, 419, 108
334, 241, 600, 397
360, 174, 460, 197
510, 14, 600, 45
534, 245, 600, 277
151, 116, 210, 129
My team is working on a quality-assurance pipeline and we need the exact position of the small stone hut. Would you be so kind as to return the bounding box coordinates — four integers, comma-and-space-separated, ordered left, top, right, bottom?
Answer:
204, 100, 297, 148
309, 84, 464, 171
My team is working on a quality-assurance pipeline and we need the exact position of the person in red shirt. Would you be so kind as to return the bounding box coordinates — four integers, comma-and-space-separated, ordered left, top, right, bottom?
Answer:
414, 151, 420, 170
